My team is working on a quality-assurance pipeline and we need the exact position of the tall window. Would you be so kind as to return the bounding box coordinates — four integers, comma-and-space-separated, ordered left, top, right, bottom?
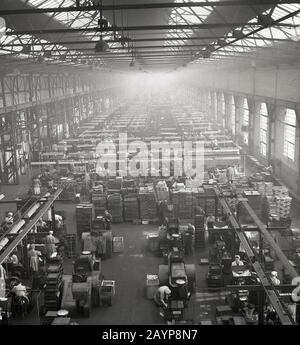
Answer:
214, 92, 218, 121
221, 93, 226, 128
208, 91, 212, 116
259, 103, 268, 157
283, 108, 297, 161
230, 95, 236, 135
242, 98, 249, 145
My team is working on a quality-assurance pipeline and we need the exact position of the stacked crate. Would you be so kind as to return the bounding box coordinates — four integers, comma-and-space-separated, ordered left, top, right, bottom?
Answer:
264, 182, 274, 196
203, 185, 216, 216
107, 178, 122, 193
76, 203, 94, 236
275, 196, 292, 219
192, 187, 206, 212
172, 189, 193, 219
194, 214, 205, 248
107, 193, 123, 223
91, 190, 107, 217
139, 186, 157, 221
64, 234, 77, 258
44, 263, 63, 311
123, 193, 140, 221
273, 186, 289, 198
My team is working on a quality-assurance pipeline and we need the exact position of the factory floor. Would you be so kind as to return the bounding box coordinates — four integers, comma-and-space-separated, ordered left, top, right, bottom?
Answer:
2, 171, 300, 325
10, 216, 226, 325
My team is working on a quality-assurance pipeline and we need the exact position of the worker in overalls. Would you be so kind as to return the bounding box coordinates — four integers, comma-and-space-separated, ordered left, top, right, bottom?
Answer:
44, 231, 57, 259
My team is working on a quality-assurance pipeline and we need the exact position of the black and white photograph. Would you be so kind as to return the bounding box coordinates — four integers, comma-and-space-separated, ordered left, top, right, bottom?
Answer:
0, 0, 300, 333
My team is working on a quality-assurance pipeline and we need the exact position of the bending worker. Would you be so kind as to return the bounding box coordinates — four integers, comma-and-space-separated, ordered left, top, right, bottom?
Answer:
11, 282, 29, 304
154, 286, 171, 309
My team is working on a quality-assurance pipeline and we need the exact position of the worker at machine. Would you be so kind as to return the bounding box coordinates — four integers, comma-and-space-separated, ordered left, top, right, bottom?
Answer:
104, 210, 112, 230
4, 212, 14, 225
232, 255, 244, 267
9, 252, 19, 266
28, 244, 42, 273
226, 165, 235, 184
45, 230, 57, 259
243, 303, 258, 324
154, 286, 172, 309
270, 271, 280, 286
11, 282, 29, 304
184, 224, 195, 256
37, 218, 47, 232
54, 214, 63, 231
206, 214, 215, 230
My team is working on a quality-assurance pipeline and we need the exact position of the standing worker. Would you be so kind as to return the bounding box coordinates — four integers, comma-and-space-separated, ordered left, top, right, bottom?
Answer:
32, 176, 41, 195
226, 165, 235, 184
44, 231, 57, 259
104, 210, 112, 230
28, 244, 42, 274
184, 224, 195, 256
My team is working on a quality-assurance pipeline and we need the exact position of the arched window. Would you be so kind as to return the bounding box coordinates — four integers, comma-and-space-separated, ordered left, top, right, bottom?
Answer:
283, 108, 296, 161
259, 103, 268, 157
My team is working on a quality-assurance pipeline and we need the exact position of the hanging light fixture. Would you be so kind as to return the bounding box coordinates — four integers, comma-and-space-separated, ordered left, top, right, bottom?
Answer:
95, 1, 109, 53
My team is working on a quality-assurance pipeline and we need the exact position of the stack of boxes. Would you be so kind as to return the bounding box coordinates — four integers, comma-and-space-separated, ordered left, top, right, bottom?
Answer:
275, 196, 292, 219
107, 193, 123, 223
204, 185, 216, 216
107, 177, 123, 193
123, 193, 140, 221
91, 189, 107, 217
64, 234, 77, 258
139, 186, 157, 221
76, 203, 94, 236
192, 187, 206, 215
172, 189, 193, 220
194, 214, 205, 248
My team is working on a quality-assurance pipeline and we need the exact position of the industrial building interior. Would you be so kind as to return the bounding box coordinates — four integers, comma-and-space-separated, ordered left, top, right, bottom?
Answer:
0, 0, 300, 327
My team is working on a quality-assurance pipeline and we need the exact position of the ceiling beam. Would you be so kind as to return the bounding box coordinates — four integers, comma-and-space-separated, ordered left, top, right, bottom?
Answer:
0, 1, 296, 16
1, 36, 292, 48
6, 22, 297, 36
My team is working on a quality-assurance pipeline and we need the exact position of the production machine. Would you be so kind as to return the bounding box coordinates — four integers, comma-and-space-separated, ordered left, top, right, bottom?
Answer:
158, 252, 195, 322
61, 252, 103, 317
